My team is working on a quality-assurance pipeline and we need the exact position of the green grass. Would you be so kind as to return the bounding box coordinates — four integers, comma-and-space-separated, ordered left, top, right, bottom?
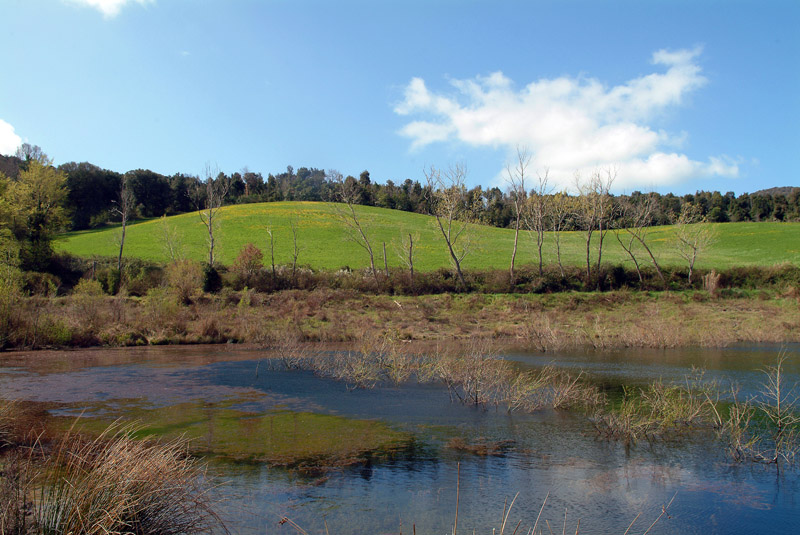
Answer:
55, 201, 800, 270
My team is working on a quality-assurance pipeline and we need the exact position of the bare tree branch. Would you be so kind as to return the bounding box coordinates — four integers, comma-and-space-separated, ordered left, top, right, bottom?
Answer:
424, 163, 473, 288
505, 146, 530, 282
328, 169, 378, 282
110, 172, 134, 273
191, 163, 231, 267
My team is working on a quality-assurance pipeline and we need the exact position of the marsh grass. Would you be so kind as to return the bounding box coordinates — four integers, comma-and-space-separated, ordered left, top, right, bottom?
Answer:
2, 288, 798, 351
0, 421, 226, 535
270, 336, 604, 415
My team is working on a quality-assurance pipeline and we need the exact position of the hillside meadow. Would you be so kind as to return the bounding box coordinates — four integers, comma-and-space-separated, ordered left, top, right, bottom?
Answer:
55, 201, 800, 271
55, 202, 800, 271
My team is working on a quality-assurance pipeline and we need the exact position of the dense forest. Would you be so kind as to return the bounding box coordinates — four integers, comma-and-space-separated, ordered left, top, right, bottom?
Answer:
2, 149, 797, 236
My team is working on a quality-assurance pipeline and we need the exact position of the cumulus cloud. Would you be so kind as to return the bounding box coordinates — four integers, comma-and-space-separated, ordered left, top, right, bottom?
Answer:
395, 48, 738, 190
63, 0, 154, 18
0, 119, 22, 157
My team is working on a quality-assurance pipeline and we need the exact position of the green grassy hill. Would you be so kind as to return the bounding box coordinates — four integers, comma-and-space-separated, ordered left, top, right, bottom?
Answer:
55, 201, 800, 271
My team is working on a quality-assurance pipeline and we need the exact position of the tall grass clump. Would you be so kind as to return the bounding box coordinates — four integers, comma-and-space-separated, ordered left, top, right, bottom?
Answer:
1, 422, 227, 535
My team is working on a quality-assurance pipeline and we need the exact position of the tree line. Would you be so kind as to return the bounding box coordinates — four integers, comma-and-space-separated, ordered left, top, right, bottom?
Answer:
1, 146, 798, 234
1, 144, 798, 278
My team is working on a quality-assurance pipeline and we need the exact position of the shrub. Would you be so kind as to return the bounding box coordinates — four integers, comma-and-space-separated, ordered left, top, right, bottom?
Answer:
123, 262, 164, 296
0, 265, 23, 348
142, 287, 180, 329
702, 269, 720, 296
96, 267, 122, 295
231, 243, 263, 288
166, 259, 203, 304
203, 264, 222, 293
23, 271, 60, 296
73, 278, 105, 329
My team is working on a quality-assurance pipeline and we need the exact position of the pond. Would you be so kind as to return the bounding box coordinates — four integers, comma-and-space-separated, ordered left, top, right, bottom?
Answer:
1, 344, 798, 534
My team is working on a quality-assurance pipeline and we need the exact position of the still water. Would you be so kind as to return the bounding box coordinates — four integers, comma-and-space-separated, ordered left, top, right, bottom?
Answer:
1, 344, 798, 534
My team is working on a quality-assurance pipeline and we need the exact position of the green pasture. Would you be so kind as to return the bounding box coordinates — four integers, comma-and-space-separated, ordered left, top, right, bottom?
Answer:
55, 201, 800, 271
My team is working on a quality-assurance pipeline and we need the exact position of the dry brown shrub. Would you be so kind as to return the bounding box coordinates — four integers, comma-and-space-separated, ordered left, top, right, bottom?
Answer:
72, 278, 105, 330
231, 242, 263, 287
165, 259, 203, 304
702, 269, 721, 296
197, 316, 222, 340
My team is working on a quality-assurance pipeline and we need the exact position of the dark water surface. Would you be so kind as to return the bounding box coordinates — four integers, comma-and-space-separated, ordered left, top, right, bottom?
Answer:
1, 344, 798, 534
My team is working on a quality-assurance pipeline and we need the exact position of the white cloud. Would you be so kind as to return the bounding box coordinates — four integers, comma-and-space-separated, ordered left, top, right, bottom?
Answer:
0, 119, 22, 157
395, 48, 737, 190
64, 0, 154, 18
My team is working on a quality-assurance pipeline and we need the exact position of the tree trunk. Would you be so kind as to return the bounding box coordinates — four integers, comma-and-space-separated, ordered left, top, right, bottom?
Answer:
117, 218, 126, 272
407, 233, 414, 285
436, 215, 467, 288
555, 232, 564, 277
510, 215, 520, 283
383, 242, 389, 278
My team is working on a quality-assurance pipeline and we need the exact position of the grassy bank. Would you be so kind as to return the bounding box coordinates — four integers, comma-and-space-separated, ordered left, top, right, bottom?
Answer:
3, 288, 798, 351
55, 201, 800, 270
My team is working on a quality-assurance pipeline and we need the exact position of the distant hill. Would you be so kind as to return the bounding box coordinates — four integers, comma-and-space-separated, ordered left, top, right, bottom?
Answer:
751, 186, 800, 197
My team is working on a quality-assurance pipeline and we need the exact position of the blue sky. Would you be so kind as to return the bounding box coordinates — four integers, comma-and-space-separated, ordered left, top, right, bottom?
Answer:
1, 0, 797, 194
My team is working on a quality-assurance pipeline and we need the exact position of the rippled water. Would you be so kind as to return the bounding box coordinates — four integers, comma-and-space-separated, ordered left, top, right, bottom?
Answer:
1, 344, 798, 534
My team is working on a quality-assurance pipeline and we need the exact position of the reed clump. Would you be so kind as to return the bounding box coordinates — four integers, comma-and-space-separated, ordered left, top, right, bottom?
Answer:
0, 422, 226, 535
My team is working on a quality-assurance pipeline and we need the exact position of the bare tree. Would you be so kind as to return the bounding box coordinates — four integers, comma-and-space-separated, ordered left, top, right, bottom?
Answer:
675, 203, 717, 284
111, 172, 134, 272
524, 168, 551, 276
159, 214, 184, 261
264, 225, 276, 279
505, 147, 530, 282
549, 191, 574, 277
393, 231, 419, 286
593, 168, 616, 273
191, 163, 231, 267
382, 242, 389, 278
575, 168, 616, 283
424, 164, 473, 288
329, 169, 378, 282
614, 193, 665, 284
289, 215, 300, 283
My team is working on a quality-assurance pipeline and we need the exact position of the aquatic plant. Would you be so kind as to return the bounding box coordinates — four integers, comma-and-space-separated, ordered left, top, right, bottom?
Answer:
711, 351, 800, 467
593, 370, 719, 444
